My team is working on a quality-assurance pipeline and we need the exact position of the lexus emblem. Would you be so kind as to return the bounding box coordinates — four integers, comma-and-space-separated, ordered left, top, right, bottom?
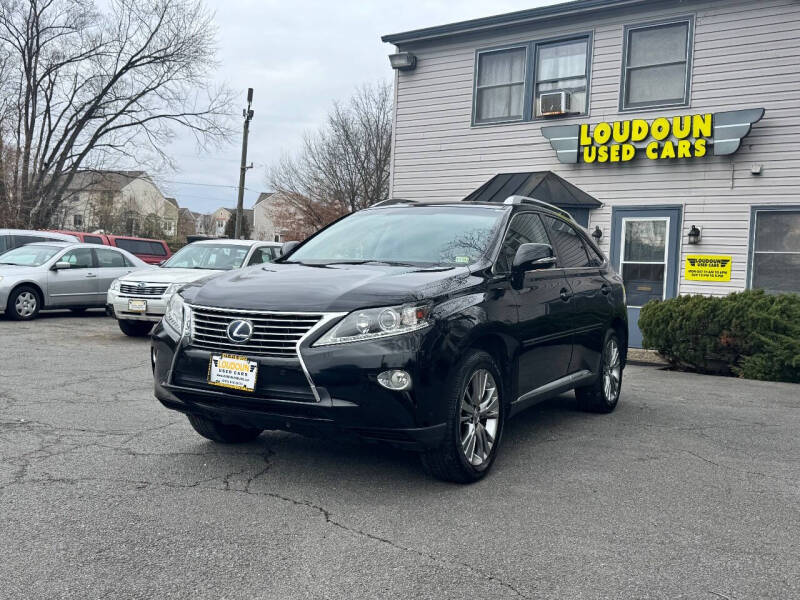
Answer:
226, 319, 253, 343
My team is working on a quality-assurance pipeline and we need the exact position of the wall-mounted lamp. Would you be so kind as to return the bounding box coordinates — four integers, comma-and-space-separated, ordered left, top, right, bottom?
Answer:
591, 226, 603, 241
688, 225, 702, 245
389, 52, 417, 71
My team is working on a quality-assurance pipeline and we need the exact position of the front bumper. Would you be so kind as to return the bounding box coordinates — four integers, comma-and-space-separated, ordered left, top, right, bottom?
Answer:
108, 290, 170, 322
151, 321, 449, 450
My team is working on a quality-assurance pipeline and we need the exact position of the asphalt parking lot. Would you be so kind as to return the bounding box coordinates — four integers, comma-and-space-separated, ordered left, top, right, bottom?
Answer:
1, 312, 798, 599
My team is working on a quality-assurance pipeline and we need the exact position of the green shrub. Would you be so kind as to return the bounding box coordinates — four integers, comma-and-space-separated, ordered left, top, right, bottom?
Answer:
638, 289, 800, 383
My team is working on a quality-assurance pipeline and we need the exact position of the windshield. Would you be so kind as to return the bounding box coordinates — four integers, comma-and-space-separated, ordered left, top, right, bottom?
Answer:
161, 243, 249, 270
0, 244, 62, 267
287, 206, 506, 266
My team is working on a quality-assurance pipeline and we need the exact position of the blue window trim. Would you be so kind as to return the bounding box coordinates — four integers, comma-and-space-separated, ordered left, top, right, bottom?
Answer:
471, 31, 593, 127
747, 205, 800, 290
619, 15, 695, 113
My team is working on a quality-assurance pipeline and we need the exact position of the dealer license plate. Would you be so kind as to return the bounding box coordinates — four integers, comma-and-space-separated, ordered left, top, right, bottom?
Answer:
128, 299, 147, 312
208, 354, 258, 392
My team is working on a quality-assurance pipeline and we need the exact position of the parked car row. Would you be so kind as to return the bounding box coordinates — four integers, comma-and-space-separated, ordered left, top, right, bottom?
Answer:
1, 228, 172, 264
0, 237, 283, 328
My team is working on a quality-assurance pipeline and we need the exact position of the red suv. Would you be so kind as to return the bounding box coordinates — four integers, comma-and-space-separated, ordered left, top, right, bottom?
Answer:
51, 231, 171, 264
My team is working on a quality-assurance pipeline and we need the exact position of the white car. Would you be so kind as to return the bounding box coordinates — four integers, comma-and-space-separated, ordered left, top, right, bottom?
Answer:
107, 239, 283, 336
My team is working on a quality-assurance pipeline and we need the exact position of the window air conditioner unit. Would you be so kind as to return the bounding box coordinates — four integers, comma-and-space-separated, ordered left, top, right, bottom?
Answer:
539, 91, 570, 117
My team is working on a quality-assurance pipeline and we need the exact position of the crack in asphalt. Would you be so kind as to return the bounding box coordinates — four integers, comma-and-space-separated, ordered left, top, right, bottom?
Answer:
683, 450, 799, 485
1, 433, 531, 599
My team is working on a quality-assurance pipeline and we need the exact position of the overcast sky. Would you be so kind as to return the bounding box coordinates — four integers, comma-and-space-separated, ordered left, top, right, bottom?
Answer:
160, 0, 560, 213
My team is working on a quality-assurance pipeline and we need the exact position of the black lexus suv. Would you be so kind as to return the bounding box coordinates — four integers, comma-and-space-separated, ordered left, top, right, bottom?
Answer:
151, 196, 627, 483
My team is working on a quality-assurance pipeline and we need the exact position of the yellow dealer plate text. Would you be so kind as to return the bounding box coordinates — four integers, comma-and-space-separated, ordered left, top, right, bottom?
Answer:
685, 255, 732, 282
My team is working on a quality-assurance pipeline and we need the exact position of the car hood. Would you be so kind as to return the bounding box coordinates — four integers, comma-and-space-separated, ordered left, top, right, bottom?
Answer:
121, 267, 223, 285
180, 262, 480, 312
0, 264, 44, 279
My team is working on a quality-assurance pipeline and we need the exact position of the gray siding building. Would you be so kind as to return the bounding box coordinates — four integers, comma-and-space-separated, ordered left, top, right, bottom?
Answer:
383, 0, 800, 346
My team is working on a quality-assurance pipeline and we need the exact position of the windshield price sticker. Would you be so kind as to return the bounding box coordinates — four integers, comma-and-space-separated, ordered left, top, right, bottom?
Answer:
684, 255, 732, 282
208, 354, 258, 392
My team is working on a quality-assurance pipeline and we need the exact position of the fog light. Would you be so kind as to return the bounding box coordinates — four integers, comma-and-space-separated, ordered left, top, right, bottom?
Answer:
377, 369, 412, 391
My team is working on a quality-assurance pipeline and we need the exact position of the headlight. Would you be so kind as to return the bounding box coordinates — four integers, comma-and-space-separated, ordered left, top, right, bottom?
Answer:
163, 293, 191, 337
314, 303, 431, 346
109, 278, 120, 291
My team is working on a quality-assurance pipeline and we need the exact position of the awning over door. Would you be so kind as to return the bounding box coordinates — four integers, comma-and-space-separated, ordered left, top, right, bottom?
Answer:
463, 171, 601, 226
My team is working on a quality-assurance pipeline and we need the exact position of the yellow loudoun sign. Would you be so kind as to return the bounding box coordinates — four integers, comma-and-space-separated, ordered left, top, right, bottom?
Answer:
579, 114, 711, 163
540, 108, 765, 164
685, 255, 732, 282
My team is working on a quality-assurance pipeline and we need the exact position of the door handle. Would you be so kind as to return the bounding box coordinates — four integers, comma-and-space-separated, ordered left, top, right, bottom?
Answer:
560, 287, 572, 302
86, 273, 97, 278
601, 283, 611, 295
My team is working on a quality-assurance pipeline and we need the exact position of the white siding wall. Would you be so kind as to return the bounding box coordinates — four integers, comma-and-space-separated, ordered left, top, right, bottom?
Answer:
390, 0, 800, 296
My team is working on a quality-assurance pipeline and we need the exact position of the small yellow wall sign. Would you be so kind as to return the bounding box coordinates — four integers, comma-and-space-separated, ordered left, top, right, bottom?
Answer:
684, 255, 732, 282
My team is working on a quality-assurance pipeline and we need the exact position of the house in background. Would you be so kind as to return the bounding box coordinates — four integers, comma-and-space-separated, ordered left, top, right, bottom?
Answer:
163, 197, 178, 237
253, 192, 291, 242
59, 170, 177, 237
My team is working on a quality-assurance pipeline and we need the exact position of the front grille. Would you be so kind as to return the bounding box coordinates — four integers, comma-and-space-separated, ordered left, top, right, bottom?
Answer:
120, 283, 168, 296
189, 306, 325, 358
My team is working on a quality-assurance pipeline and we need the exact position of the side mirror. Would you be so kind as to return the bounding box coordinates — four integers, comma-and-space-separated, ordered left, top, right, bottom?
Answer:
52, 261, 71, 270
280, 241, 300, 256
512, 243, 556, 273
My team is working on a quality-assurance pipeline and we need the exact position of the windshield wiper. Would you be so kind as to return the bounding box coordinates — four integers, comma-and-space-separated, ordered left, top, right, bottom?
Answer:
324, 260, 420, 267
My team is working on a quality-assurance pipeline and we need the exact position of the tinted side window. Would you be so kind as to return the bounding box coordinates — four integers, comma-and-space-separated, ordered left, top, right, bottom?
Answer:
542, 216, 591, 268
0, 235, 8, 253
495, 213, 550, 273
60, 248, 94, 268
14, 235, 45, 247
585, 241, 605, 267
83, 235, 104, 245
95, 248, 128, 268
114, 239, 167, 256
148, 241, 167, 256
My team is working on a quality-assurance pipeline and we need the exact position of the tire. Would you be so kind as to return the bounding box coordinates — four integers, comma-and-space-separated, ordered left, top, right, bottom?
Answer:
421, 350, 505, 484
117, 319, 153, 337
6, 285, 41, 321
187, 414, 262, 444
575, 330, 623, 413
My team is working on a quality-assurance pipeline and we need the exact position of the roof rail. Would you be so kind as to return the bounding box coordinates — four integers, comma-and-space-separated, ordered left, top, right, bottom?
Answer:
372, 198, 417, 207
503, 195, 574, 221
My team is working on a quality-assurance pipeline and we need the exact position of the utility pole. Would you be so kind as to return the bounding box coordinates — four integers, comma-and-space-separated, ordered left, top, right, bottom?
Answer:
235, 88, 254, 239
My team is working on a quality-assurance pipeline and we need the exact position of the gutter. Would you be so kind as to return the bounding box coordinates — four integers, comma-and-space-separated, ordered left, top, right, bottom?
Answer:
382, 0, 657, 45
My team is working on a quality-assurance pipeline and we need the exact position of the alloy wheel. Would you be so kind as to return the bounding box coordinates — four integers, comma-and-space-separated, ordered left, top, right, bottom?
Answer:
603, 338, 622, 403
460, 369, 500, 466
15, 291, 37, 318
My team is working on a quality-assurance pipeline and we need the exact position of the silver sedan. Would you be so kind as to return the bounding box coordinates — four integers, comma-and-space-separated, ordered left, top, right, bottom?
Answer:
0, 242, 151, 320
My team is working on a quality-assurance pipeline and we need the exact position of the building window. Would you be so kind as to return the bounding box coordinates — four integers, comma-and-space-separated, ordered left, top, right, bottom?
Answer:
474, 46, 527, 124
751, 209, 800, 293
621, 18, 693, 110
73, 214, 83, 229
534, 37, 589, 117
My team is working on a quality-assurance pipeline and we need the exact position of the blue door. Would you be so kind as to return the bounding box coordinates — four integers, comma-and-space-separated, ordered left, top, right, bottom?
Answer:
610, 206, 682, 348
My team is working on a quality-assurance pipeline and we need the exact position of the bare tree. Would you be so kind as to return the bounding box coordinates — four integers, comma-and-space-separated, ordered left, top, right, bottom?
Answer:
268, 81, 392, 238
0, 0, 232, 229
